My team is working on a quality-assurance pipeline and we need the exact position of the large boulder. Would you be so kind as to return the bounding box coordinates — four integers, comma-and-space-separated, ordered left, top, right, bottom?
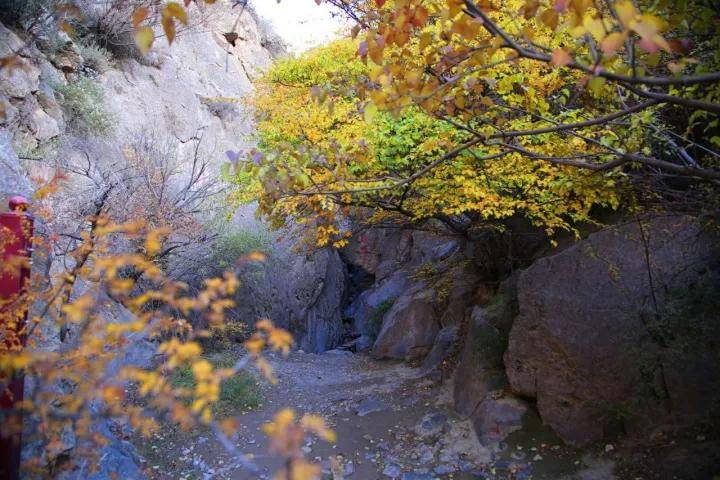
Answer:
372, 283, 439, 360
505, 215, 720, 446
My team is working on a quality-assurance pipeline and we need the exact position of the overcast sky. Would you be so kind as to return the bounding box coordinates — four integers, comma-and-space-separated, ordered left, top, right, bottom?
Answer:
251, 0, 349, 52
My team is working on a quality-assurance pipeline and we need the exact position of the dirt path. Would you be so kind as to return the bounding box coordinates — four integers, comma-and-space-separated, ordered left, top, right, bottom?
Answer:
136, 351, 613, 480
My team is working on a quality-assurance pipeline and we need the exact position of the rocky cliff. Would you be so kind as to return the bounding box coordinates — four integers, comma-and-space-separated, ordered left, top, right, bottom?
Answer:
336, 215, 720, 478
1, 4, 285, 478
0, 2, 280, 172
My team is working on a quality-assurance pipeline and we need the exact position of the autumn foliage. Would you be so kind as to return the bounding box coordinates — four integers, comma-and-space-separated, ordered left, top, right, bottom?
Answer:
233, 0, 719, 245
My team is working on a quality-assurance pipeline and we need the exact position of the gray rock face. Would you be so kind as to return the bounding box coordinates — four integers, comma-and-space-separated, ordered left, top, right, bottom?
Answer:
345, 270, 410, 338
266, 247, 345, 353
228, 220, 348, 353
86, 419, 146, 480
28, 105, 60, 141
99, 2, 276, 163
505, 216, 720, 446
0, 130, 32, 200
0, 23, 40, 98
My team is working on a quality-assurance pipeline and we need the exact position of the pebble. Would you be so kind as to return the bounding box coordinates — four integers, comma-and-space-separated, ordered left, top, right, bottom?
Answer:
433, 464, 457, 474
401, 472, 437, 480
382, 463, 401, 477
356, 398, 387, 417
413, 412, 448, 438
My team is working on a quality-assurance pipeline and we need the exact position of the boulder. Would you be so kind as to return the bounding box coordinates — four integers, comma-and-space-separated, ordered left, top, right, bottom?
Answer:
0, 24, 40, 98
453, 277, 518, 418
420, 325, 458, 373
505, 216, 720, 446
372, 284, 439, 360
28, 106, 60, 141
472, 396, 529, 444
344, 270, 410, 338
0, 59, 40, 98
341, 223, 469, 355
452, 278, 531, 443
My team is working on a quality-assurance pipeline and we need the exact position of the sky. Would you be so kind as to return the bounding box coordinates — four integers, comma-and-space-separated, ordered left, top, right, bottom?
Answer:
251, 0, 349, 52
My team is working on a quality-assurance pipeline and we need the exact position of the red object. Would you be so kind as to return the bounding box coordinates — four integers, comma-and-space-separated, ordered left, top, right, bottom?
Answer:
0, 196, 34, 480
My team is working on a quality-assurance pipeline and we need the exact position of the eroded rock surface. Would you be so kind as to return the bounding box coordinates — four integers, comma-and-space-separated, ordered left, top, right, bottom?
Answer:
505, 215, 720, 445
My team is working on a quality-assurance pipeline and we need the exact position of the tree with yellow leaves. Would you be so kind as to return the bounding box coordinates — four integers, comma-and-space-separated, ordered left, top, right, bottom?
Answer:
233, 0, 719, 245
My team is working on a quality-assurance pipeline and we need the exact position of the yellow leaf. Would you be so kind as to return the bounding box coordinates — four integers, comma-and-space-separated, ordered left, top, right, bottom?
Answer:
290, 459, 321, 480
667, 61, 685, 74
587, 76, 606, 95
615, 1, 637, 28
134, 26, 154, 54
244, 335, 265, 355
301, 414, 337, 442
268, 327, 293, 354
192, 359, 213, 380
244, 251, 266, 263
364, 102, 378, 123
582, 16, 606, 41
144, 227, 169, 256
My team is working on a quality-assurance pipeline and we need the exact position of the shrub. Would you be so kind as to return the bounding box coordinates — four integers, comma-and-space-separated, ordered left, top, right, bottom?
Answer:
169, 354, 261, 416
203, 321, 250, 352
78, 42, 113, 74
210, 228, 272, 272
55, 77, 115, 136
369, 297, 396, 337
